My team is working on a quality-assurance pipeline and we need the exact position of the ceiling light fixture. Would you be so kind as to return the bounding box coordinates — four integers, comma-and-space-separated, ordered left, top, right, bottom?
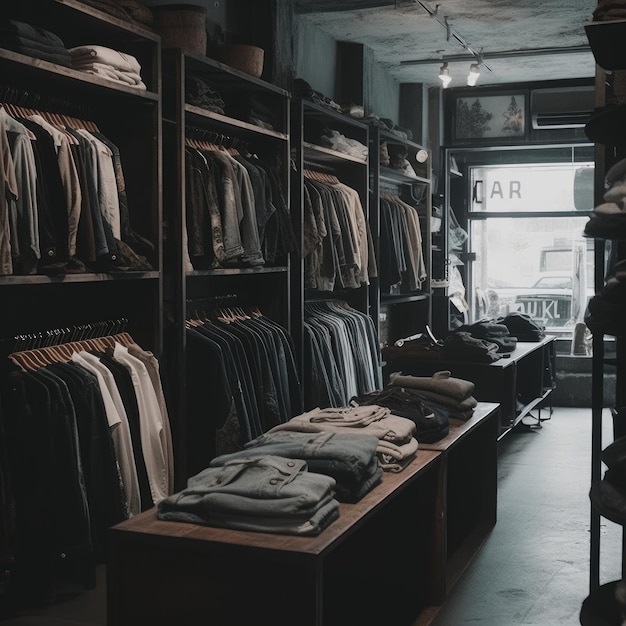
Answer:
438, 62, 452, 88
467, 62, 481, 86
414, 0, 492, 81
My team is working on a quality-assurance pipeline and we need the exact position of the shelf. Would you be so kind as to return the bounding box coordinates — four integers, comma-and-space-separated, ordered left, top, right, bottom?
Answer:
10, 0, 159, 45
0, 271, 159, 285
187, 267, 289, 277
181, 50, 290, 97
378, 129, 427, 152
299, 98, 369, 129
584, 19, 626, 70
302, 141, 368, 165
381, 292, 430, 304
379, 167, 430, 186
184, 105, 288, 142
0, 48, 159, 102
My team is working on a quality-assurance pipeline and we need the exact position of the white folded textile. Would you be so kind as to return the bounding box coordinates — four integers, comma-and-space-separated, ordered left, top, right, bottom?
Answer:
73, 61, 145, 88
69, 44, 141, 74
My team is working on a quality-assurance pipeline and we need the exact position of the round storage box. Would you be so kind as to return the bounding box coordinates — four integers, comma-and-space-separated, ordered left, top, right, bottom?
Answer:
206, 44, 264, 78
152, 4, 207, 56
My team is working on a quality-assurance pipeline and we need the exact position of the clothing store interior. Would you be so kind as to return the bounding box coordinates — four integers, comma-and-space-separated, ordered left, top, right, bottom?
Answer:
1, 0, 625, 624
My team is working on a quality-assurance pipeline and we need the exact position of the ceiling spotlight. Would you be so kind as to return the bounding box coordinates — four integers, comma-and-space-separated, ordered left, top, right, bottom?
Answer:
438, 62, 451, 88
467, 62, 481, 86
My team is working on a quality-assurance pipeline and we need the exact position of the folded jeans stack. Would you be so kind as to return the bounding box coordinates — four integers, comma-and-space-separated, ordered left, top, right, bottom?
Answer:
157, 455, 339, 536
213, 429, 384, 502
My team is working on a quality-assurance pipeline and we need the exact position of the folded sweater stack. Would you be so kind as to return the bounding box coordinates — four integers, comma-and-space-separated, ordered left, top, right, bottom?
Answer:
0, 20, 72, 67
69, 44, 146, 90
388, 370, 478, 421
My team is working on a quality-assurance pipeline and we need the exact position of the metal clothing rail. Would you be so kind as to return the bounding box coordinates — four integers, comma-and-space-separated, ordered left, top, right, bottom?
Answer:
9, 317, 129, 352
0, 83, 97, 120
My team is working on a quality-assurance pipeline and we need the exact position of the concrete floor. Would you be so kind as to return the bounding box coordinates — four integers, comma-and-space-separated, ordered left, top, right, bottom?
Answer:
0, 407, 621, 626
432, 406, 623, 626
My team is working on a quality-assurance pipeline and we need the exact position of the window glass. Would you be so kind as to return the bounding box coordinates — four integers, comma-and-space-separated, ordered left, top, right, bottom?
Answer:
470, 164, 594, 213
470, 216, 593, 334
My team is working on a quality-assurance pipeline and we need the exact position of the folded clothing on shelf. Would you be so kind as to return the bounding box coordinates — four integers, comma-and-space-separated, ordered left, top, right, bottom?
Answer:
69, 44, 146, 90
0, 19, 72, 66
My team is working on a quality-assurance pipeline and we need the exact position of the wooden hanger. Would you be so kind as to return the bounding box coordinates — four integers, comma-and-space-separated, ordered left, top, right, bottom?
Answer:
304, 168, 340, 185
185, 137, 223, 152
111, 332, 135, 347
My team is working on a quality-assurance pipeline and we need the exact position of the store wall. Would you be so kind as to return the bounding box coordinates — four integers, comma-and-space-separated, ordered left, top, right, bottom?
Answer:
363, 46, 400, 122
294, 15, 338, 99
295, 17, 401, 124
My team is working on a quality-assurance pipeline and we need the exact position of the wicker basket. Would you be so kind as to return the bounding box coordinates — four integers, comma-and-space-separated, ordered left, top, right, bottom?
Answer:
152, 4, 207, 56
206, 44, 264, 78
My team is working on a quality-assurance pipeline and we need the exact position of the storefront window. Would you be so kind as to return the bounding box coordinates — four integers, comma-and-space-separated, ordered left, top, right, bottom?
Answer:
448, 147, 595, 337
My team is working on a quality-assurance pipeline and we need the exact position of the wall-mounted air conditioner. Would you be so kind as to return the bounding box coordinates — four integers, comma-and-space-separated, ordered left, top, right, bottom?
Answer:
531, 86, 595, 130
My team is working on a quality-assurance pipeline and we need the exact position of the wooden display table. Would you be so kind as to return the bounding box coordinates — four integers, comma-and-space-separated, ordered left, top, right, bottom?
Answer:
107, 403, 501, 626
385, 336, 556, 438
419, 402, 500, 607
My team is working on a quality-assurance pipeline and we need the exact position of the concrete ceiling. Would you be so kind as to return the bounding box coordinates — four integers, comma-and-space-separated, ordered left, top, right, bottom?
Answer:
294, 0, 598, 88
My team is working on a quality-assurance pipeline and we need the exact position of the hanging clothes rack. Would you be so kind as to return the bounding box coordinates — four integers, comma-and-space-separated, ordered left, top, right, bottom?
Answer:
7, 318, 133, 371
0, 84, 99, 131
184, 126, 245, 154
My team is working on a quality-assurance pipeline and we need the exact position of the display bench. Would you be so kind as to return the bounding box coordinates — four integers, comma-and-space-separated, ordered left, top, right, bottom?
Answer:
418, 402, 500, 615
385, 336, 556, 439
107, 403, 500, 626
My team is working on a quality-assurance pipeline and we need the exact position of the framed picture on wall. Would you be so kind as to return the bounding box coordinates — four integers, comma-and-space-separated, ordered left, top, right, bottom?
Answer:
451, 91, 529, 144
